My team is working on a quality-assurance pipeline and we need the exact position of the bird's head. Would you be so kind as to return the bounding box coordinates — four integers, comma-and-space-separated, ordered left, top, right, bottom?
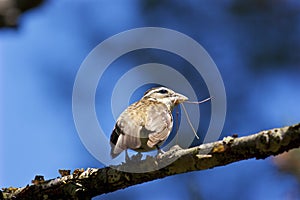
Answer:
142, 87, 188, 110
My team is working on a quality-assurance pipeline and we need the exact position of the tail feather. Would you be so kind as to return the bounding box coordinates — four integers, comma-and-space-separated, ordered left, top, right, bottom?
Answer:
110, 124, 123, 158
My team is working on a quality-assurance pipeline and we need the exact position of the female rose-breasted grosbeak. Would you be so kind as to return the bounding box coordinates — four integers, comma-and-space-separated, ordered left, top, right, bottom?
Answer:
110, 87, 188, 158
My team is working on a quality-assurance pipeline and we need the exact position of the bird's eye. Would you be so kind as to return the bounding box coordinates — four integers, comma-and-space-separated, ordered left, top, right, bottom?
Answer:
157, 89, 168, 94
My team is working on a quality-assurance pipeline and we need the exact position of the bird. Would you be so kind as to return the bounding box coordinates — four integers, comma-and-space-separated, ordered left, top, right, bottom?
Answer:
110, 87, 188, 159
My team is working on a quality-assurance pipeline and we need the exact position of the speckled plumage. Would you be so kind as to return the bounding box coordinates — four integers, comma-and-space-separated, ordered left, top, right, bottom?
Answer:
110, 87, 188, 158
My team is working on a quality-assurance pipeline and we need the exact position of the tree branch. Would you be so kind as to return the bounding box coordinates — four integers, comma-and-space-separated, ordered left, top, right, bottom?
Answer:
0, 0, 44, 28
2, 123, 300, 200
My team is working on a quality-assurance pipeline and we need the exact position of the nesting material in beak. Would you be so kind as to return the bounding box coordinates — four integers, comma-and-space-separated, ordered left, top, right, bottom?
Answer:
174, 93, 188, 105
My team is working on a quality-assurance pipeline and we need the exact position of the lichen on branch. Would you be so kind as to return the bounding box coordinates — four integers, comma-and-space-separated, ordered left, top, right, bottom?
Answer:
2, 123, 300, 200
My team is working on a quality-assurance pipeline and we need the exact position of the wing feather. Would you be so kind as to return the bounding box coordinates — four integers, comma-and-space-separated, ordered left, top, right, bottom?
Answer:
110, 101, 144, 157
145, 103, 173, 148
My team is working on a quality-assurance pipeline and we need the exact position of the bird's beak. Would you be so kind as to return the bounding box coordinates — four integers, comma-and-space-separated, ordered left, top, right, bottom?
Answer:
174, 93, 188, 104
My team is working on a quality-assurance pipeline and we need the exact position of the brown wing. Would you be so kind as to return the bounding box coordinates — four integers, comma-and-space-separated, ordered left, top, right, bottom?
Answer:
145, 102, 173, 148
110, 101, 145, 158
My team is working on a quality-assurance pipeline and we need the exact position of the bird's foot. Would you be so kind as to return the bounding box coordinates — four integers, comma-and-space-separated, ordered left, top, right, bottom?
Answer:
156, 145, 183, 159
155, 144, 166, 159
156, 149, 165, 159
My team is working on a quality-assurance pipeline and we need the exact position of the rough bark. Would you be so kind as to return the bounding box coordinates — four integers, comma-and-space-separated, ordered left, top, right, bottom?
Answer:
1, 123, 300, 200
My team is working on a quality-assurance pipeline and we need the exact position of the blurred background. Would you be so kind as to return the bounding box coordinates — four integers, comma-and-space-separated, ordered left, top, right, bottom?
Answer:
1, 0, 300, 199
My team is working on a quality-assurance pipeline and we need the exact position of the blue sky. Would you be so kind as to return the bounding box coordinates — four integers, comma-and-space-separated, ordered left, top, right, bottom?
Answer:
1, 1, 300, 199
